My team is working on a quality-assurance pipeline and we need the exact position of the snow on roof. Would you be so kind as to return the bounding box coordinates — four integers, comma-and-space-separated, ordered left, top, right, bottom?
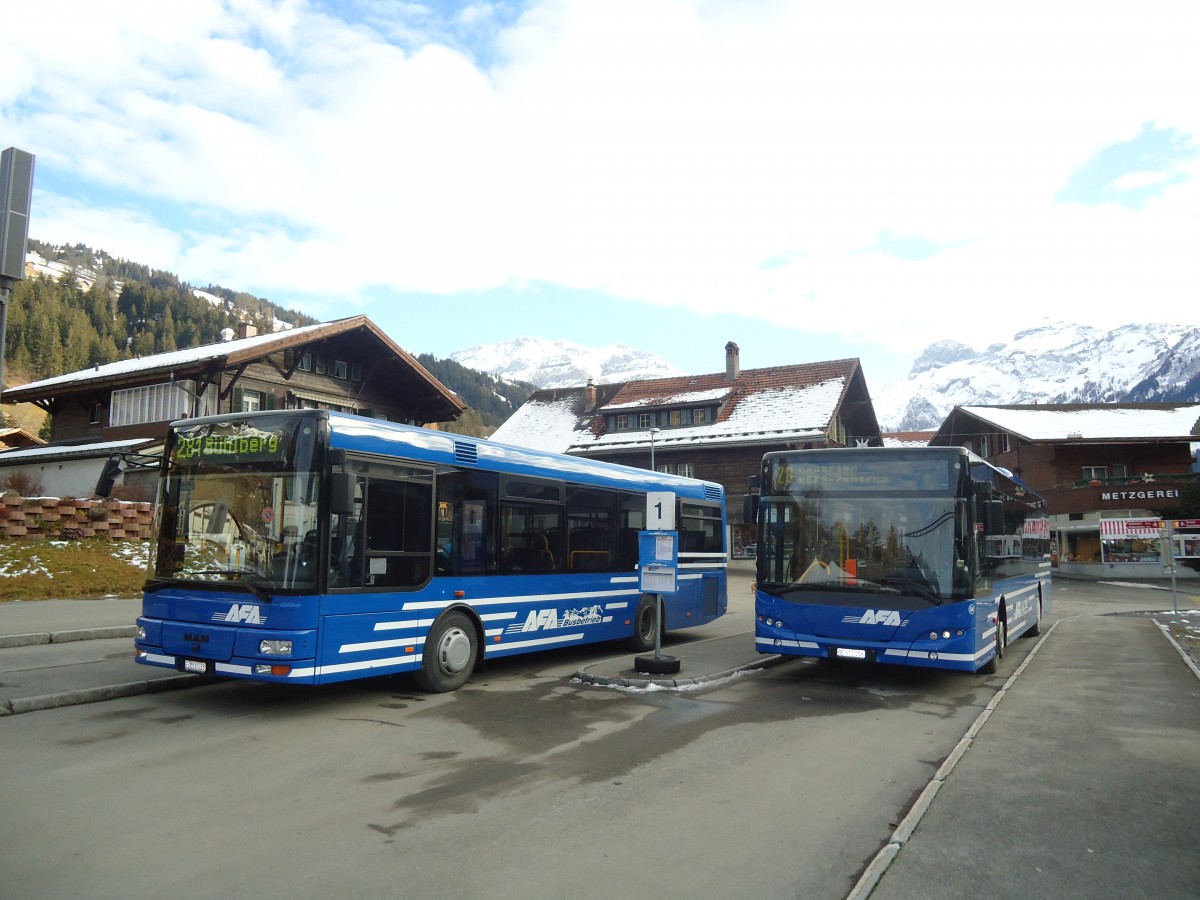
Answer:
494, 378, 845, 454
960, 404, 1200, 441
883, 432, 934, 447
489, 395, 582, 454
0, 438, 155, 461
8, 321, 333, 395
601, 386, 731, 411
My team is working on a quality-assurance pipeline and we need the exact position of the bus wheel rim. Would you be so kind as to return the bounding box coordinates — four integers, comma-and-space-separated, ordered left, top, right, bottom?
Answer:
438, 628, 472, 673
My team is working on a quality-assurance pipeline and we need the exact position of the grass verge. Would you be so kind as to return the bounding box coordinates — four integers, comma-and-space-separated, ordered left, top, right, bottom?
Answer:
0, 540, 149, 602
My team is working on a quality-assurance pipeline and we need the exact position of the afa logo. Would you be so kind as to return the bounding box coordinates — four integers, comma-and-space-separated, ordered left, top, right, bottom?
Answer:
843, 609, 907, 627
212, 603, 266, 625
507, 605, 606, 634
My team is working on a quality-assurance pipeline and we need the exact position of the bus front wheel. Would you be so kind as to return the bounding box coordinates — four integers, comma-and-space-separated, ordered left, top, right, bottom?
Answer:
979, 616, 1005, 675
629, 595, 661, 653
415, 610, 478, 692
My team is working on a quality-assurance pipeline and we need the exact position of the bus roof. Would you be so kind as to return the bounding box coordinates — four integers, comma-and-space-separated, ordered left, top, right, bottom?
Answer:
171, 409, 724, 500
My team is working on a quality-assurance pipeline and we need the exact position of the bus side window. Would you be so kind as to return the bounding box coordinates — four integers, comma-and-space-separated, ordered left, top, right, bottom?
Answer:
330, 477, 365, 588
437, 470, 499, 576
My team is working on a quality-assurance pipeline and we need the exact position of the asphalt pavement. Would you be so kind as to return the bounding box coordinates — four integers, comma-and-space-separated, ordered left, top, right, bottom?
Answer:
2, 586, 1199, 899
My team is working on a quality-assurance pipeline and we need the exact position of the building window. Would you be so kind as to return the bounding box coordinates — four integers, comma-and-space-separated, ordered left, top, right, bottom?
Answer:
999, 433, 1012, 453
351, 363, 362, 382
675, 462, 695, 478
638, 412, 654, 429
332, 360, 349, 379
1083, 466, 1106, 482
315, 356, 327, 375
90, 403, 103, 425
669, 409, 683, 426
693, 408, 710, 424
109, 380, 218, 427
297, 353, 312, 372
1111, 464, 1129, 479
241, 390, 262, 412
616, 414, 630, 430
979, 435, 990, 457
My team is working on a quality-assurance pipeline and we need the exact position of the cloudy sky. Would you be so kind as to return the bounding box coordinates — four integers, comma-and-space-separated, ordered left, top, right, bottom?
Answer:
4, 0, 1197, 385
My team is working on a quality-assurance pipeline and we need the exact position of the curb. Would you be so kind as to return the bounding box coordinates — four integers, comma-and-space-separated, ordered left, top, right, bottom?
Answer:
844, 621, 1060, 900
574, 652, 787, 690
0, 625, 137, 649
0, 673, 211, 717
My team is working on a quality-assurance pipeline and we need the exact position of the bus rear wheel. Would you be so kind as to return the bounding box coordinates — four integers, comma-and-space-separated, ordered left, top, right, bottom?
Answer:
629, 594, 661, 653
415, 610, 478, 692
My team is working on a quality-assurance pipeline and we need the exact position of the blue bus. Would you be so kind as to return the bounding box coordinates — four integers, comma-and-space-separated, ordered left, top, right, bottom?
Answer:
135, 409, 728, 690
751, 446, 1051, 673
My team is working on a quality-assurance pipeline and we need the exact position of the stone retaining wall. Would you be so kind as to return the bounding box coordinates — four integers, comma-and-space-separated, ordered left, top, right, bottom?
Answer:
0, 496, 154, 541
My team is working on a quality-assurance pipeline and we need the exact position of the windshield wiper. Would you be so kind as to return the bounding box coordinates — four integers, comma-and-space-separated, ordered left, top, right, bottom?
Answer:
879, 577, 943, 604
185, 570, 273, 602
765, 579, 886, 597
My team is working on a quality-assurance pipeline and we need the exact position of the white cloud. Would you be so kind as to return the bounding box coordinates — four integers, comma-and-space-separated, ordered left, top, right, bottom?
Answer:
5, 0, 1200, 364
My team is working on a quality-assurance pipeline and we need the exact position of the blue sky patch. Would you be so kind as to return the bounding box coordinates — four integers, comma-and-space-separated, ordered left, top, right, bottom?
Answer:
1057, 123, 1197, 209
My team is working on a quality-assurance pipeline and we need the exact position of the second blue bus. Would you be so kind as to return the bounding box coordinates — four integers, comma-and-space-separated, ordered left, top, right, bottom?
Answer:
751, 446, 1051, 673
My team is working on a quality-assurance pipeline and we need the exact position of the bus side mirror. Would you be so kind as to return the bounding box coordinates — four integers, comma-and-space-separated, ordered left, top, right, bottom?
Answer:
95, 456, 123, 498
330, 471, 356, 516
743, 494, 759, 524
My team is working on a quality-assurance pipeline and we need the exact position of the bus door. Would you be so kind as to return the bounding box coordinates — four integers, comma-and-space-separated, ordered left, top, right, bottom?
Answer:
679, 501, 724, 624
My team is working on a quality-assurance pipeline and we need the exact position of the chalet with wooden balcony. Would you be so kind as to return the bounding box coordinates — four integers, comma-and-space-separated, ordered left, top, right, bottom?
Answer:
490, 342, 883, 547
929, 403, 1200, 578
0, 316, 464, 499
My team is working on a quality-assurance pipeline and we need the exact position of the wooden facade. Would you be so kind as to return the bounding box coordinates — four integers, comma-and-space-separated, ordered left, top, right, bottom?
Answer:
931, 404, 1199, 518
2, 316, 465, 445
492, 348, 884, 539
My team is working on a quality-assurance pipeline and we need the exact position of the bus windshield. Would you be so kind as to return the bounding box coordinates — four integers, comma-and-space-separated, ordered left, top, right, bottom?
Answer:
759, 452, 971, 604
760, 496, 965, 603
148, 413, 322, 592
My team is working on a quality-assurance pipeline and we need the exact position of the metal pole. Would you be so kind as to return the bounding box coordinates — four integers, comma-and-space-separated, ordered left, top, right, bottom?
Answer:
0, 284, 8, 393
654, 593, 663, 658
1167, 520, 1178, 614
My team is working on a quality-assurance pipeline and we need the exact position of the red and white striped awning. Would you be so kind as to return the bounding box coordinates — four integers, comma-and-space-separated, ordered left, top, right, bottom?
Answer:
1022, 519, 1050, 538
1100, 518, 1162, 537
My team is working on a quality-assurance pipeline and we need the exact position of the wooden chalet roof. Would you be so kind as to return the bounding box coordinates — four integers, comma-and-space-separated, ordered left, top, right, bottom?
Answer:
491, 357, 882, 454
1, 316, 465, 422
931, 403, 1200, 445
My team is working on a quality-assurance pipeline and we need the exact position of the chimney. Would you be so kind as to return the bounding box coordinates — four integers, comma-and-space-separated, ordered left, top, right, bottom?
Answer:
584, 377, 597, 410
238, 321, 258, 339
725, 341, 740, 381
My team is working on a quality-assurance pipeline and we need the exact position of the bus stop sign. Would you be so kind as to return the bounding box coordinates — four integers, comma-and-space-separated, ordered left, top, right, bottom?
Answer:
638, 530, 678, 594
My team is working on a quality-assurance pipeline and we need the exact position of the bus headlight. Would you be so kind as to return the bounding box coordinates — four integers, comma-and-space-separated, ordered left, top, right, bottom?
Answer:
136, 625, 146, 640
259, 639, 292, 656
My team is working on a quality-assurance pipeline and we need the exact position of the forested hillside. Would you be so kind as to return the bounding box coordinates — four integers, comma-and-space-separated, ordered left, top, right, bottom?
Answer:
416, 354, 536, 437
3, 242, 528, 437
4, 240, 316, 380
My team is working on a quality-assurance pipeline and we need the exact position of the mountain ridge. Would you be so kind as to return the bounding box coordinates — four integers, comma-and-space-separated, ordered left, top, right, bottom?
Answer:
16, 243, 1199, 437
456, 321, 1200, 432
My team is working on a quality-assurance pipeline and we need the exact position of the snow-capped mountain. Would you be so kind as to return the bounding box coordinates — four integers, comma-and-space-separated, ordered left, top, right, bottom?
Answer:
871, 321, 1200, 431
450, 337, 682, 388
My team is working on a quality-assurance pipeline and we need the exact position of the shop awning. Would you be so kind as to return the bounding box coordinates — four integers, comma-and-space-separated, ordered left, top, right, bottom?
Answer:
1100, 518, 1162, 537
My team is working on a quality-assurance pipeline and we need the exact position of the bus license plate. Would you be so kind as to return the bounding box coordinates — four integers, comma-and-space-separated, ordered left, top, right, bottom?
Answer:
181, 659, 212, 674
835, 647, 868, 660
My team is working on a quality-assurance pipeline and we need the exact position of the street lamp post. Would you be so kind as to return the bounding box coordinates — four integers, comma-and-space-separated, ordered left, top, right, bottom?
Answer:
650, 427, 660, 471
